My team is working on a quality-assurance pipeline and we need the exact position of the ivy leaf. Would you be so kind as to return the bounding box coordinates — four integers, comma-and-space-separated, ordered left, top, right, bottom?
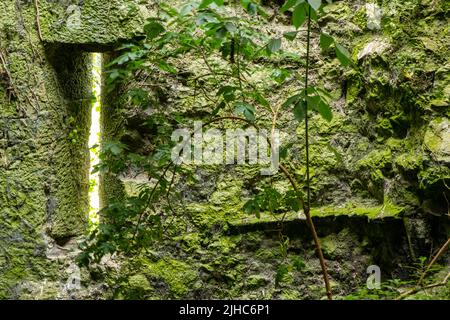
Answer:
319, 33, 334, 49
283, 31, 298, 41
316, 100, 333, 122
307, 0, 322, 11
211, 100, 226, 115
335, 43, 351, 66
144, 21, 165, 40
267, 38, 282, 54
292, 3, 307, 29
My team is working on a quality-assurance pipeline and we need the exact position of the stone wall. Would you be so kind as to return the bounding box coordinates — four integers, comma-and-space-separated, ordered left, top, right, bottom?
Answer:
98, 0, 449, 299
0, 0, 448, 299
0, 0, 144, 299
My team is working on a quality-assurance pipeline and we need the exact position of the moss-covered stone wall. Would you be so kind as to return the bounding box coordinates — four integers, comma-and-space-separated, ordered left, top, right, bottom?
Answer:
0, 0, 147, 299
0, 0, 448, 300
100, 0, 449, 299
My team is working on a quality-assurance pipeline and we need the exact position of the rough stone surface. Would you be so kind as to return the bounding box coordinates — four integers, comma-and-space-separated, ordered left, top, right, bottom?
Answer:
40, 0, 151, 49
1, 0, 449, 299
99, 0, 449, 299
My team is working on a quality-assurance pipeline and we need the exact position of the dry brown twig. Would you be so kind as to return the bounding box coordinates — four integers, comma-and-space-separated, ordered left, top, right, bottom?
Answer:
396, 237, 450, 300
418, 237, 450, 285
396, 271, 450, 300
34, 0, 43, 41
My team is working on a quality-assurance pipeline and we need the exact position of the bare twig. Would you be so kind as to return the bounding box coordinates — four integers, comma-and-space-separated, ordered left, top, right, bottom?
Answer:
34, 0, 43, 41
396, 271, 450, 300
418, 237, 450, 285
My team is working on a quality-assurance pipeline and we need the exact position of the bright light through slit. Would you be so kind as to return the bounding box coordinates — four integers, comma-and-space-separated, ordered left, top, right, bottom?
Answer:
89, 53, 102, 229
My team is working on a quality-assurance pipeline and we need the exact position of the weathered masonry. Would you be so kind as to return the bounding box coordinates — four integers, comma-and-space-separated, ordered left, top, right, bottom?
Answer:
0, 0, 449, 299
0, 0, 149, 298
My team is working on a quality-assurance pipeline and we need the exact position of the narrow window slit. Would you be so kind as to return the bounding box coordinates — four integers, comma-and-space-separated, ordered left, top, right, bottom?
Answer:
88, 53, 102, 229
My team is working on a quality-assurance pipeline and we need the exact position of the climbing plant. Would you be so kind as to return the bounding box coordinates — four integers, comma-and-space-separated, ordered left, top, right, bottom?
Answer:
78, 0, 352, 300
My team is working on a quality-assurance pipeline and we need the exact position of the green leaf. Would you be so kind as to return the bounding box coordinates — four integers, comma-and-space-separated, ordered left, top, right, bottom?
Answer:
326, 143, 343, 164
319, 33, 334, 49
283, 31, 298, 41
247, 3, 258, 15
275, 264, 290, 285
292, 3, 307, 29
224, 22, 237, 34
279, 142, 294, 159
284, 190, 302, 211
293, 100, 306, 122
282, 94, 301, 109
280, 0, 300, 13
211, 100, 226, 115
271, 68, 290, 84
306, 95, 320, 109
309, 6, 318, 20
214, 0, 224, 5
105, 141, 125, 156
291, 256, 306, 271
158, 60, 177, 74
243, 199, 260, 218
316, 100, 333, 121
217, 85, 237, 102
315, 86, 333, 100
144, 21, 165, 40
267, 38, 282, 53
235, 102, 255, 121
180, 3, 196, 16
258, 187, 283, 212
252, 91, 270, 107
240, 0, 250, 7
240, 0, 258, 14
199, 0, 214, 9
335, 43, 351, 66
307, 0, 322, 11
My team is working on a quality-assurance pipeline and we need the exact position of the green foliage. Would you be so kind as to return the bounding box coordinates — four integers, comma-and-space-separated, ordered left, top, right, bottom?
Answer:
243, 186, 303, 218
335, 43, 352, 66
344, 256, 448, 300
79, 0, 352, 278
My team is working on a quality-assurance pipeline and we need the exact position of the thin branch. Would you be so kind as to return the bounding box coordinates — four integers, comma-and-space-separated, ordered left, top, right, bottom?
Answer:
418, 237, 450, 285
34, 0, 43, 41
396, 271, 450, 300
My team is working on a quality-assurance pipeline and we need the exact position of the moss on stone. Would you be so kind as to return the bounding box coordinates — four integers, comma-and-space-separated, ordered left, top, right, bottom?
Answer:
142, 258, 198, 298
